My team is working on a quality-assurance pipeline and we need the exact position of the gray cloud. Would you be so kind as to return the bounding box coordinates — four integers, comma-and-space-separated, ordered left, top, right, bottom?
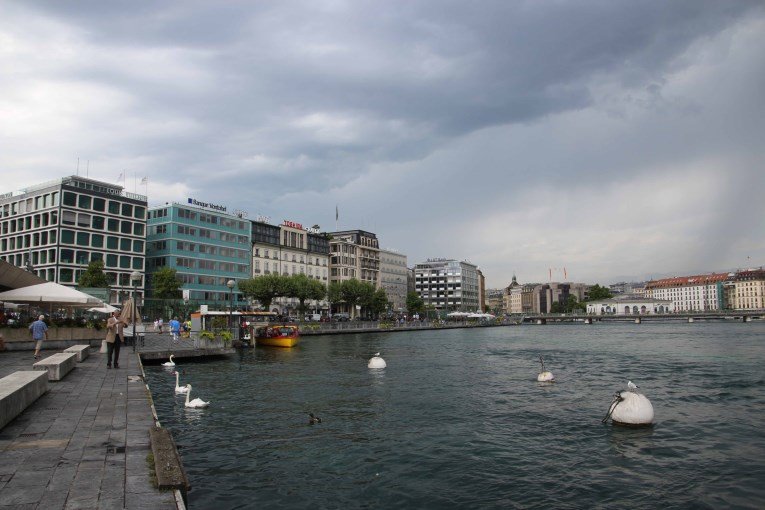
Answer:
2, 1, 764, 286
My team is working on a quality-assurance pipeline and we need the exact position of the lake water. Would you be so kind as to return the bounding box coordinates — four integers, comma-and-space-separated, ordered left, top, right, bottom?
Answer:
145, 322, 765, 509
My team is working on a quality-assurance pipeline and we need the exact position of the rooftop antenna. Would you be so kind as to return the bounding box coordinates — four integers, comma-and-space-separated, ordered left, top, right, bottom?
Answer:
76, 157, 80, 176
86, 160, 89, 178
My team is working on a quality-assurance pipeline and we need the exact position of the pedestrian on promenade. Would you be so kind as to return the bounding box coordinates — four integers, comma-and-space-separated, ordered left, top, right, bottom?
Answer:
154, 319, 159, 332
29, 314, 48, 359
169, 316, 181, 341
106, 310, 126, 369
158, 317, 164, 332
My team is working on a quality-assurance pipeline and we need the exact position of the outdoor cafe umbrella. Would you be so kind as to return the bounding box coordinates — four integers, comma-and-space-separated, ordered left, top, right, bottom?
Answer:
88, 303, 118, 314
0, 281, 103, 307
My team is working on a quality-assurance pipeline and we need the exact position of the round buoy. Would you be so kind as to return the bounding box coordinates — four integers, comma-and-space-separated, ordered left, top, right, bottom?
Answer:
368, 352, 386, 369
537, 371, 555, 382
605, 381, 654, 426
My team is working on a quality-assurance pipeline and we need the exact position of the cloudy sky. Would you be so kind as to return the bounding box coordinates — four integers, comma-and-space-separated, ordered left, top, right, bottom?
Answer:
2, 1, 764, 288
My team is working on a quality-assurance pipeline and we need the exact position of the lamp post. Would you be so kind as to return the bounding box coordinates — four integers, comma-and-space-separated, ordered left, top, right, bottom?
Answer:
227, 279, 235, 339
130, 271, 141, 352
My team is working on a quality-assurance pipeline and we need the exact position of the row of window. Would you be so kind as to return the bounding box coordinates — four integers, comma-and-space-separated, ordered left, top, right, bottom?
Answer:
252, 261, 327, 277
1, 210, 59, 234
149, 224, 249, 244
62, 191, 146, 219
61, 211, 145, 236
160, 207, 248, 230
1, 191, 60, 217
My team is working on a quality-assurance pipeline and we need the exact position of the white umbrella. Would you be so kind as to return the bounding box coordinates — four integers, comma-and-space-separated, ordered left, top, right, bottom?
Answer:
89, 304, 118, 314
447, 311, 470, 317
0, 281, 103, 307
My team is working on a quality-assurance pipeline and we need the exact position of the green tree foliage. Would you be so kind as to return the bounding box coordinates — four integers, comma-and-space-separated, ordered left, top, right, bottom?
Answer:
286, 274, 327, 315
238, 274, 289, 311
364, 288, 390, 318
339, 278, 374, 319
586, 284, 613, 301
77, 260, 110, 288
551, 295, 586, 314
406, 292, 425, 316
327, 281, 343, 314
150, 267, 182, 299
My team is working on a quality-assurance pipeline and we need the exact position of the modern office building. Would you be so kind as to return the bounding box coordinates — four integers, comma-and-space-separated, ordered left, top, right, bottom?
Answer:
645, 273, 728, 311
414, 259, 480, 313
251, 219, 330, 314
329, 230, 380, 287
379, 248, 408, 312
0, 176, 147, 304
146, 201, 251, 307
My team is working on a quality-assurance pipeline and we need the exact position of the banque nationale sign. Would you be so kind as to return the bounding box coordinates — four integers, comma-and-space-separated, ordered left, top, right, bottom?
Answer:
187, 197, 227, 212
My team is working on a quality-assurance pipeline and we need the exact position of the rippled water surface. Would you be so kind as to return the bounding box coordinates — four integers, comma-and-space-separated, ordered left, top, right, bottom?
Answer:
145, 322, 765, 509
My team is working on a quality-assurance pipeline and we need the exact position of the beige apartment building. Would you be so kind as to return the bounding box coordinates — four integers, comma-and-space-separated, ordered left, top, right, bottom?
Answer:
730, 269, 765, 310
379, 248, 408, 312
645, 273, 728, 311
251, 219, 330, 314
329, 230, 380, 287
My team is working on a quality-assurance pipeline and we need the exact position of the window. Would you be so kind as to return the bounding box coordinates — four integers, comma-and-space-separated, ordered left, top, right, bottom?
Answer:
59, 268, 73, 282
108, 201, 120, 214
63, 192, 77, 206
120, 256, 131, 269
61, 229, 74, 244
76, 232, 89, 246
122, 203, 133, 217
76, 251, 89, 264
77, 213, 90, 228
60, 249, 74, 263
93, 198, 105, 212
134, 206, 145, 219
132, 258, 143, 270
107, 219, 119, 232
91, 216, 104, 229
62, 211, 76, 225
133, 223, 144, 236
133, 240, 144, 252
107, 236, 118, 249
78, 195, 91, 209
91, 234, 104, 248
120, 238, 131, 251
120, 221, 132, 234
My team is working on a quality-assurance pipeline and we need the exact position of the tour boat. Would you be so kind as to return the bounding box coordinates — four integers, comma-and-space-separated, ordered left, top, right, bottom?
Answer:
255, 324, 300, 348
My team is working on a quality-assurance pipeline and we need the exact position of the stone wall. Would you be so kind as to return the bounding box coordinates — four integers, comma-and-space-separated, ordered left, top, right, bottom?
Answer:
1, 327, 105, 351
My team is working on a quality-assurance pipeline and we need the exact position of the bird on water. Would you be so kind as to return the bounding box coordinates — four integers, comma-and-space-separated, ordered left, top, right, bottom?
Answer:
309, 413, 322, 425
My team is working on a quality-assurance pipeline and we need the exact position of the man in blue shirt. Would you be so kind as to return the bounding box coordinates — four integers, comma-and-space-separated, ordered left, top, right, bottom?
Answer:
169, 317, 181, 341
29, 314, 48, 359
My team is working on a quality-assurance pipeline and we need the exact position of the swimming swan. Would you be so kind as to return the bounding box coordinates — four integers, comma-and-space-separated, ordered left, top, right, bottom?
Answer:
184, 384, 210, 408
162, 354, 176, 367
173, 371, 188, 394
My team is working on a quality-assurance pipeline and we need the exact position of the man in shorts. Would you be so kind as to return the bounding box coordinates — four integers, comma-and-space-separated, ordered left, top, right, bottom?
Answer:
29, 315, 48, 359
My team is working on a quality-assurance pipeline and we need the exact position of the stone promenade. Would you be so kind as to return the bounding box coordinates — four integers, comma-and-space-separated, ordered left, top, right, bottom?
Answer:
0, 346, 180, 509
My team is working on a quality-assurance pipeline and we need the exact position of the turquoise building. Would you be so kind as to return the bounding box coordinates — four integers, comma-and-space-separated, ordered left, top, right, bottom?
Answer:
146, 201, 251, 308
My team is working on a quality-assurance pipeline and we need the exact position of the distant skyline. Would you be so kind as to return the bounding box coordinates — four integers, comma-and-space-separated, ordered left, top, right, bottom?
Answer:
2, 1, 764, 288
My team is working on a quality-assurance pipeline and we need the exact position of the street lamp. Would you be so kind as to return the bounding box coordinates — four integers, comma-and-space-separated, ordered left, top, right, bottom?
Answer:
130, 271, 141, 352
227, 279, 235, 339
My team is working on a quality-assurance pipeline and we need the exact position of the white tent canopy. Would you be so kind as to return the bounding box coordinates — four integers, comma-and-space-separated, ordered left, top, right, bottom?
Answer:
447, 311, 471, 317
0, 282, 103, 307
88, 303, 118, 314
468, 313, 496, 319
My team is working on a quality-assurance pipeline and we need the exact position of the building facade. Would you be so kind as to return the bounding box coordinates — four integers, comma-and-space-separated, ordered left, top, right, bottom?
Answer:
729, 269, 765, 310
414, 259, 480, 313
251, 219, 330, 314
379, 248, 408, 312
586, 296, 674, 315
146, 202, 251, 307
645, 273, 728, 311
0, 176, 147, 304
329, 230, 380, 287
485, 288, 505, 315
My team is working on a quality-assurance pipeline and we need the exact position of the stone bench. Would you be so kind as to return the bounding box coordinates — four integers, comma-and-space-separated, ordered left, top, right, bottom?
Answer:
0, 371, 49, 430
33, 352, 78, 381
63, 344, 91, 362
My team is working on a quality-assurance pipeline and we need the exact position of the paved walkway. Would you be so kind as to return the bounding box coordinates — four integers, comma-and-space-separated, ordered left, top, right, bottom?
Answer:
0, 347, 179, 509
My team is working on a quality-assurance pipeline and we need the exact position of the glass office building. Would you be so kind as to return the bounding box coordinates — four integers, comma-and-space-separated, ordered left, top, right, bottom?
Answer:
0, 176, 147, 304
146, 202, 251, 307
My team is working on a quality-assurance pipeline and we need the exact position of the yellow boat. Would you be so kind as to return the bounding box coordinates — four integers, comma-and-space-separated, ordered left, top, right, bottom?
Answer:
255, 324, 300, 348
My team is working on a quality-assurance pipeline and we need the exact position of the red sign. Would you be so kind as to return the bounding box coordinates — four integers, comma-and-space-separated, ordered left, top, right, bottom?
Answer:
283, 220, 303, 230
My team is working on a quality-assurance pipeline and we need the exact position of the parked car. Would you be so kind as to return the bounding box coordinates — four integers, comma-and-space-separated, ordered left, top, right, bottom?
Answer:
305, 313, 322, 322
332, 313, 350, 322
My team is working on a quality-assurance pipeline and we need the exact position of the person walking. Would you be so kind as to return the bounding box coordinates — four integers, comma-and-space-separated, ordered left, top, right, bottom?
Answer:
105, 310, 126, 369
29, 314, 48, 359
169, 316, 181, 341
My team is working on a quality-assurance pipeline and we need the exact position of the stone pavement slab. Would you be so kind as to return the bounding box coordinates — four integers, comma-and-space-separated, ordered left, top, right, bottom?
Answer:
0, 347, 182, 509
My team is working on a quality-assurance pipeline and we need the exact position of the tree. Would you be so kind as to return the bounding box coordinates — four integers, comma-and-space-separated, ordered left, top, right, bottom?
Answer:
77, 260, 110, 288
339, 279, 373, 319
151, 267, 182, 299
406, 292, 425, 316
586, 284, 613, 301
327, 281, 343, 314
238, 274, 288, 311
287, 274, 327, 316
366, 288, 390, 318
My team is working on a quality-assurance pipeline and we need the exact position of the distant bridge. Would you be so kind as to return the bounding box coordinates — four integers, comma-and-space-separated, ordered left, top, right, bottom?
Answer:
521, 311, 763, 324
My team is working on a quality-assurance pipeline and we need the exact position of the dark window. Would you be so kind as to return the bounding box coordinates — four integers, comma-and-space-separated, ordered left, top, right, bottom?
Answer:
107, 236, 118, 249
108, 201, 120, 214
107, 218, 119, 232
92, 216, 104, 229
134, 206, 145, 219
93, 198, 105, 212
60, 249, 74, 263
122, 203, 133, 217
106, 254, 118, 267
119, 256, 131, 269
63, 192, 76, 206
134, 223, 144, 236
76, 232, 89, 246
120, 238, 131, 251
133, 240, 144, 252
120, 221, 131, 234
78, 195, 91, 209
61, 229, 74, 244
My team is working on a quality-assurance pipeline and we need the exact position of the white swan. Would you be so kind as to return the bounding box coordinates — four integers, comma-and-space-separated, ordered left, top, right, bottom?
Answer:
537, 356, 555, 382
173, 371, 188, 394
162, 354, 175, 367
184, 384, 210, 408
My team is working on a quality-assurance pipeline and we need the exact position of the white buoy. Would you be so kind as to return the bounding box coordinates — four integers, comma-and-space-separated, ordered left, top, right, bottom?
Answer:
605, 380, 654, 426
537, 356, 554, 382
368, 352, 386, 369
